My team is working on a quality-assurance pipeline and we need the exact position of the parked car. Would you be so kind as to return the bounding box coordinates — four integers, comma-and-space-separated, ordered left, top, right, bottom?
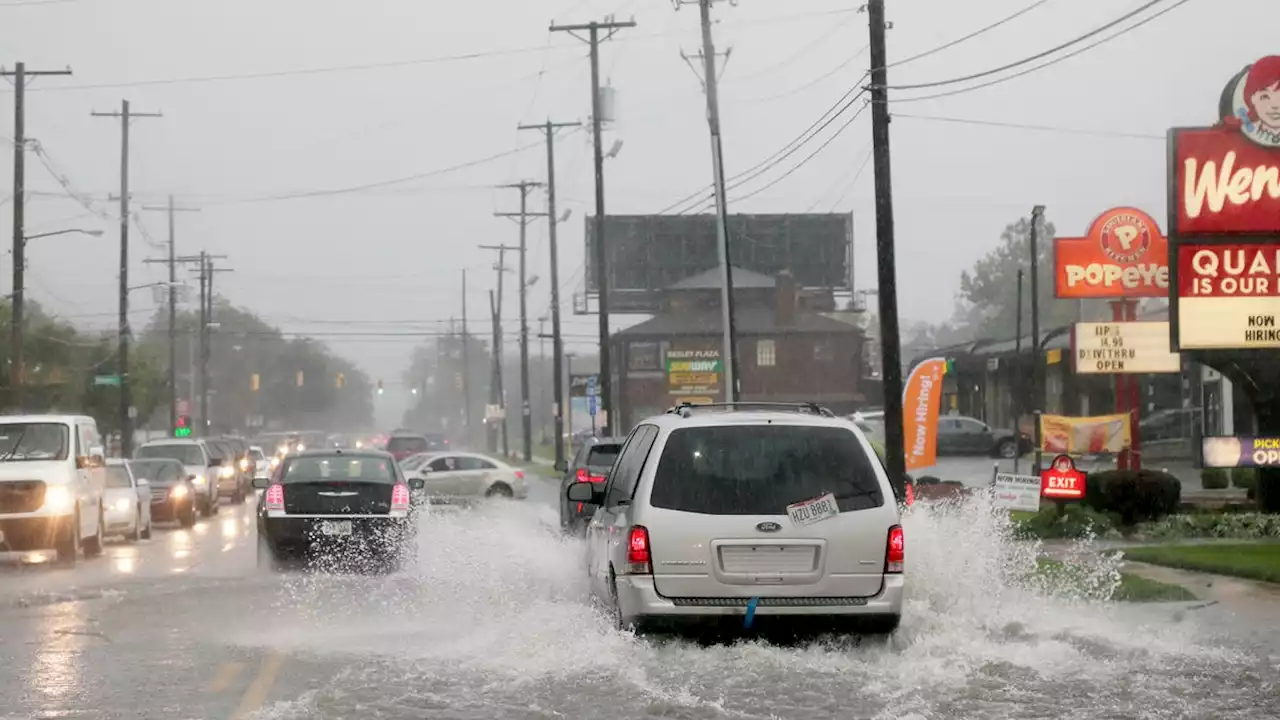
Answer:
0, 415, 107, 565
103, 460, 152, 542
134, 439, 220, 517
129, 457, 198, 527
253, 449, 425, 571
559, 436, 624, 535
566, 403, 904, 635
936, 415, 1031, 458
403, 452, 527, 503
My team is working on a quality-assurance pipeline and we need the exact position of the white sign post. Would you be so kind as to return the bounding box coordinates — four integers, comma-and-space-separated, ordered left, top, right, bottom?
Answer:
1073, 322, 1180, 375
992, 473, 1042, 512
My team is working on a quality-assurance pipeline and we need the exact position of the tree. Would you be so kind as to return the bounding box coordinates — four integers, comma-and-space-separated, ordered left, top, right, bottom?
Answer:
956, 216, 1085, 340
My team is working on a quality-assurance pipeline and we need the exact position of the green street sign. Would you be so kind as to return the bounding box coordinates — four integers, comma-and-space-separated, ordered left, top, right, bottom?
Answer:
93, 375, 121, 387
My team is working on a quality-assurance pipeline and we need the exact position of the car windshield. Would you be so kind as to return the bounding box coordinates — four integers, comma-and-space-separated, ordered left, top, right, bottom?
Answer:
136, 443, 204, 466
386, 436, 429, 454
585, 444, 621, 470
279, 455, 396, 484
649, 425, 885, 515
0, 422, 70, 461
105, 466, 133, 488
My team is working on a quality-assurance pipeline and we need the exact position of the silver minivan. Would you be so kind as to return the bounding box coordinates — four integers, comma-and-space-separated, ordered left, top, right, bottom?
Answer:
567, 404, 904, 635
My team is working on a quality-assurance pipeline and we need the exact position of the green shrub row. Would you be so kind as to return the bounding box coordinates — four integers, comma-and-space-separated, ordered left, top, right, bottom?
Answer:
1082, 469, 1181, 525
1201, 467, 1256, 490
1139, 512, 1280, 540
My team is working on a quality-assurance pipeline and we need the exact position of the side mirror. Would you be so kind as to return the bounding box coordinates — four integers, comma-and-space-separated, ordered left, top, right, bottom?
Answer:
566, 481, 601, 504
409, 477, 426, 490
251, 476, 271, 490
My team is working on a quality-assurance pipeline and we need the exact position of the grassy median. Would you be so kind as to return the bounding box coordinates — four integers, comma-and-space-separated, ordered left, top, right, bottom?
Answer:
1121, 543, 1280, 585
1035, 558, 1196, 602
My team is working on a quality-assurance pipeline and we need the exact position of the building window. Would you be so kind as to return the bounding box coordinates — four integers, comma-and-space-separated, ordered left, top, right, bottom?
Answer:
814, 339, 834, 362
756, 339, 777, 367
628, 342, 661, 371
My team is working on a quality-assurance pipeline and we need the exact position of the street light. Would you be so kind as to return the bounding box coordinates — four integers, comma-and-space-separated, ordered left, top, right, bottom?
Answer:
24, 228, 104, 241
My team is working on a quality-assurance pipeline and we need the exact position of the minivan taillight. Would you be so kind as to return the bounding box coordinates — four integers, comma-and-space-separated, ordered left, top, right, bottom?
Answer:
885, 525, 904, 574
625, 526, 652, 575
391, 483, 410, 512
265, 483, 284, 512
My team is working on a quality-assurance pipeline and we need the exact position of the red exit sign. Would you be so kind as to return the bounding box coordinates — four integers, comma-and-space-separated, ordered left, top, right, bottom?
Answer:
1041, 454, 1087, 500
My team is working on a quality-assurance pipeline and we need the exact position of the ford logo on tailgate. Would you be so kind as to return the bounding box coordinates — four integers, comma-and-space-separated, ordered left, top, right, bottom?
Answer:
755, 521, 782, 533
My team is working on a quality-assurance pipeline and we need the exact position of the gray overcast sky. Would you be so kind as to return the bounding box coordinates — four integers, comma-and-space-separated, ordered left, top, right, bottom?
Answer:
0, 0, 1270, 426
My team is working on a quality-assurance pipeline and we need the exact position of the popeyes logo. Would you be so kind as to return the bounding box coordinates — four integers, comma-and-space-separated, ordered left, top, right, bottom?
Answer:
1172, 56, 1280, 236
1054, 207, 1168, 298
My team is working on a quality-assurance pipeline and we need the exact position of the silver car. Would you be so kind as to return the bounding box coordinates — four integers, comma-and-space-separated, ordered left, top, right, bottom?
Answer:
403, 452, 528, 504
567, 403, 904, 635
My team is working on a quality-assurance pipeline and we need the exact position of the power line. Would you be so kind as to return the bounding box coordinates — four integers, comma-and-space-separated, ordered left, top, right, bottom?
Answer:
891, 113, 1164, 140
887, 0, 1194, 103
827, 145, 874, 212
881, 0, 1168, 91
883, 0, 1057, 71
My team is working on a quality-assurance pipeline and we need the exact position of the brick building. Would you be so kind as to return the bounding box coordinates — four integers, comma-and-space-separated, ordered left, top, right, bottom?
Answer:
608, 266, 869, 430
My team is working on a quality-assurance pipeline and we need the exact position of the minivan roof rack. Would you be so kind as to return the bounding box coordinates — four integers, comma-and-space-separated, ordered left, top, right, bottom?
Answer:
665, 401, 836, 418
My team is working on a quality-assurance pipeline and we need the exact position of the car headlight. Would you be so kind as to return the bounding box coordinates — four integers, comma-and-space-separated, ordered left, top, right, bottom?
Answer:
170, 484, 190, 499
270, 456, 280, 469
43, 485, 75, 514
219, 465, 235, 479
295, 443, 305, 452
114, 497, 131, 512
192, 474, 207, 486
239, 458, 250, 472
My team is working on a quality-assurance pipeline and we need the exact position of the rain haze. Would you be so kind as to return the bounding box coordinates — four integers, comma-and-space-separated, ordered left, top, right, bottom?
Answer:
1, 1, 1279, 718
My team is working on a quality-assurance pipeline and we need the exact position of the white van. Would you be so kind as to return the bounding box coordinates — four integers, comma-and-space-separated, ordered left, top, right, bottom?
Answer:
0, 415, 107, 564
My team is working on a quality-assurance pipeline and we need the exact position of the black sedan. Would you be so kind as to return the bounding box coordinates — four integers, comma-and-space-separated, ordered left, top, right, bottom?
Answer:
129, 458, 199, 527
253, 449, 425, 572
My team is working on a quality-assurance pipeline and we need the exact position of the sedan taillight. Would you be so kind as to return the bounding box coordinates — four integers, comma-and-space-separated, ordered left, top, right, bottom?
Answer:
391, 483, 410, 512
265, 483, 284, 512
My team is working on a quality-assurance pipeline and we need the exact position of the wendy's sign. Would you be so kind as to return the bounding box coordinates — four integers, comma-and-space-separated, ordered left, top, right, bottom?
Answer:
1170, 56, 1280, 237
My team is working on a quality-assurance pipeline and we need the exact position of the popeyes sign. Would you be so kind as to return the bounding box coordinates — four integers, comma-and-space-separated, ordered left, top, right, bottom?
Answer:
1054, 207, 1168, 298
1170, 56, 1280, 236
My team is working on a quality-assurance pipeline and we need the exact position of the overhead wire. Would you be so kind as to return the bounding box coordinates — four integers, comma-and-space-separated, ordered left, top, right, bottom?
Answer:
883, 0, 1057, 71
891, 113, 1164, 140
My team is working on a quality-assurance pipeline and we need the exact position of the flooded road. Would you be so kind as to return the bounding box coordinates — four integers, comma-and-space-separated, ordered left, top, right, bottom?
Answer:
0, 471, 1276, 719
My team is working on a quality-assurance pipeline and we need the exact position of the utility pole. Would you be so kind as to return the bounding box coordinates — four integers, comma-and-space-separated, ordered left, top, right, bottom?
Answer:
182, 252, 227, 436
480, 246, 516, 457
3, 62, 72, 410
92, 100, 161, 457
677, 1, 739, 401
461, 268, 472, 442
518, 119, 578, 469
493, 182, 544, 462
1029, 204, 1046, 473
550, 16, 635, 433
142, 197, 199, 433
865, 1, 908, 497
487, 289, 505, 455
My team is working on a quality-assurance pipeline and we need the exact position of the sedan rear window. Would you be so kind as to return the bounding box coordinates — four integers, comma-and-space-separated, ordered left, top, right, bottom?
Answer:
280, 456, 396, 484
585, 445, 620, 470
649, 425, 884, 515
386, 436, 429, 454
136, 443, 204, 466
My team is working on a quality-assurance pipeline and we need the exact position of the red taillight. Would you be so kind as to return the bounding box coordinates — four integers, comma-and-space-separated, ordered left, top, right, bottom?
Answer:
265, 483, 284, 512
625, 525, 651, 574
589, 474, 606, 483
576, 502, 584, 513
576, 468, 588, 482
514, 470, 524, 480
904, 483, 915, 506
885, 525, 904, 574
391, 483, 410, 511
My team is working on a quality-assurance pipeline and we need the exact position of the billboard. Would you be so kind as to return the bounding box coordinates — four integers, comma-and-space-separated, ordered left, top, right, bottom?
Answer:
1169, 56, 1280, 351
1203, 436, 1280, 468
583, 214, 851, 313
1072, 322, 1180, 374
666, 347, 722, 403
1054, 207, 1168, 298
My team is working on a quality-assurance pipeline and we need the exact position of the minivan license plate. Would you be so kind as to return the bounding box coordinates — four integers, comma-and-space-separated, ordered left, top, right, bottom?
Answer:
786, 493, 839, 527
319, 520, 352, 536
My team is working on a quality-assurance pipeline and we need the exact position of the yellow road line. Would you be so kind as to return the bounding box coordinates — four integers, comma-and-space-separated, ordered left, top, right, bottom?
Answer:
230, 651, 284, 720
207, 661, 245, 693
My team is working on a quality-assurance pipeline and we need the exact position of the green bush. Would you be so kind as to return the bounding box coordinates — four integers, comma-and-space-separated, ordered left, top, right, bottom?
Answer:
1139, 512, 1280, 540
1201, 469, 1230, 489
1017, 504, 1119, 540
1233, 468, 1258, 490
1084, 469, 1181, 526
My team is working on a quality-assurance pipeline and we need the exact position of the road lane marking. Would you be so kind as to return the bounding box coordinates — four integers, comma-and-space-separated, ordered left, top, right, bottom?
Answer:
207, 662, 244, 693
231, 651, 283, 720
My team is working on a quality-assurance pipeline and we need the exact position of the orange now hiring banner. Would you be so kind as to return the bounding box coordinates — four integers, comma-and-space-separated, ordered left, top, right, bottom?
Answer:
1040, 413, 1132, 455
903, 357, 946, 471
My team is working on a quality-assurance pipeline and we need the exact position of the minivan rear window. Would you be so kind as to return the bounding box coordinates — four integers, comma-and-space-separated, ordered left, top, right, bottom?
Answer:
649, 425, 884, 515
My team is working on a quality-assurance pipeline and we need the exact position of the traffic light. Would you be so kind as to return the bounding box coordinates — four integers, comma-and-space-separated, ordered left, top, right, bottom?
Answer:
174, 415, 192, 438
335, 372, 345, 388
250, 373, 260, 392
377, 380, 384, 395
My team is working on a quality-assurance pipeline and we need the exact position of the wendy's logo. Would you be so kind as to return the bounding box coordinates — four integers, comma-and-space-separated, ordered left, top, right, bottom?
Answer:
1222, 56, 1280, 148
